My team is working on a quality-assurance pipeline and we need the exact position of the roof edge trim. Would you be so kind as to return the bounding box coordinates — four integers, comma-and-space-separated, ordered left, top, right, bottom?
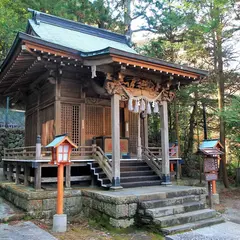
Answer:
28, 8, 129, 45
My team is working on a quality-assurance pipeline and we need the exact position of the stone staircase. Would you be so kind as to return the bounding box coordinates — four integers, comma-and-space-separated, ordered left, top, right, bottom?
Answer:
89, 160, 161, 188
138, 188, 224, 235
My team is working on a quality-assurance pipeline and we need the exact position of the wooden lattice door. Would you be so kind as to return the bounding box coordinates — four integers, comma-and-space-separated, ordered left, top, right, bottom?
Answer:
61, 104, 80, 148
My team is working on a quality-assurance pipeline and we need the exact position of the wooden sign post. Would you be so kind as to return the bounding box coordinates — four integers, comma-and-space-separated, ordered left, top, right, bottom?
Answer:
204, 157, 218, 209
46, 134, 77, 232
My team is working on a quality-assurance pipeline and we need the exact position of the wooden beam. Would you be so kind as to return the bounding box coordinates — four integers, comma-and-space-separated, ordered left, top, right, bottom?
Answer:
121, 68, 163, 83
24, 41, 82, 61
83, 57, 113, 66
111, 55, 199, 79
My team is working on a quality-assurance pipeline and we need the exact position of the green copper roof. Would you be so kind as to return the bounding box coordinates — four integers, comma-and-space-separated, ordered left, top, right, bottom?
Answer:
29, 19, 136, 54
46, 135, 66, 148
199, 139, 219, 149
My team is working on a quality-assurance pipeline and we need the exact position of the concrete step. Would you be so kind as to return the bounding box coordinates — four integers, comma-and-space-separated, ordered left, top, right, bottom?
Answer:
120, 161, 146, 166
144, 202, 205, 218
121, 175, 160, 183
140, 195, 201, 209
121, 170, 156, 177
154, 209, 217, 228
121, 166, 151, 172
162, 216, 224, 235
121, 180, 161, 188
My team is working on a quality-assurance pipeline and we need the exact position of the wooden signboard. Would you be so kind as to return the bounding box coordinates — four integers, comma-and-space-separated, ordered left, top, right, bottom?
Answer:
204, 158, 218, 172
205, 173, 218, 181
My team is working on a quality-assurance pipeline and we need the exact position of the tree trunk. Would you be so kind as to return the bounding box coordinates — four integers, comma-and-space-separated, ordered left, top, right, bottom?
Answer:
184, 95, 198, 157
215, 9, 230, 188
174, 99, 181, 156
124, 0, 132, 39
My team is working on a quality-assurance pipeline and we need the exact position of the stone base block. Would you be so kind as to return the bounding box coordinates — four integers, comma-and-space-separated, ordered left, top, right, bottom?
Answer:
212, 193, 220, 205
52, 214, 67, 232
110, 217, 134, 228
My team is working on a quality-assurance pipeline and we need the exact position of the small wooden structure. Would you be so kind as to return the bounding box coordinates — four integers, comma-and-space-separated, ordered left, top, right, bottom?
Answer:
0, 10, 208, 189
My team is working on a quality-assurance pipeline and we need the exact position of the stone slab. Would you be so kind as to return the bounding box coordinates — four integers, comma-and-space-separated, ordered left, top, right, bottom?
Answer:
0, 221, 56, 240
165, 222, 240, 240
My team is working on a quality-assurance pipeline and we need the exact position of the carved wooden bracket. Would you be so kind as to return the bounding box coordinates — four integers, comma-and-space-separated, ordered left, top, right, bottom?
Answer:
104, 72, 175, 102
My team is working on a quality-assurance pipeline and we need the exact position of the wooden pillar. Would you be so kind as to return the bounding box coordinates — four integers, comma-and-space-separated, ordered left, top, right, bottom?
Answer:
144, 115, 148, 148
57, 164, 64, 214
110, 94, 122, 189
3, 162, 7, 180
65, 165, 71, 188
160, 101, 171, 185
15, 162, 20, 184
55, 73, 61, 135
8, 164, 13, 181
24, 164, 30, 186
35, 135, 42, 190
137, 113, 142, 159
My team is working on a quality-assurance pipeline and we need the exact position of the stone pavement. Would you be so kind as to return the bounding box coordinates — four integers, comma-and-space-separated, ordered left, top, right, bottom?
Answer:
0, 195, 56, 239
165, 221, 240, 240
0, 197, 16, 221
0, 221, 57, 240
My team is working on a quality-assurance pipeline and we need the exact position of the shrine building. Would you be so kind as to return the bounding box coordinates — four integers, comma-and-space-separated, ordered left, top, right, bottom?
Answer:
0, 10, 208, 189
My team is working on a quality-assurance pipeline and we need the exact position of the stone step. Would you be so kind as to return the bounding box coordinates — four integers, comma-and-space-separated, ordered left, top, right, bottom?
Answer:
166, 188, 206, 198
121, 175, 160, 183
162, 216, 224, 235
144, 202, 205, 218
154, 209, 217, 228
121, 180, 161, 188
121, 166, 151, 172
121, 170, 156, 177
140, 195, 201, 209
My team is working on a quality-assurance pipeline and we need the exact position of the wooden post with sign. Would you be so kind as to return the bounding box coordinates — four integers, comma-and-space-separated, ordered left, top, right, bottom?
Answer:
46, 134, 77, 232
199, 148, 223, 208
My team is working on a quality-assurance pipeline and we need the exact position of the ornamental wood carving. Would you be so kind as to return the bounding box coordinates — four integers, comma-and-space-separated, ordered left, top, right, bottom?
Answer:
105, 72, 175, 102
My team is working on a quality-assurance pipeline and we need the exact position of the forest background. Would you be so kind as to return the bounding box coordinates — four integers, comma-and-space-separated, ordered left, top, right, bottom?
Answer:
0, 0, 239, 187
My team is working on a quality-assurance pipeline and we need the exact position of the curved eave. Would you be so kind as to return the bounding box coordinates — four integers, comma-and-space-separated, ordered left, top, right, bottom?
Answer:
0, 32, 83, 78
83, 47, 208, 79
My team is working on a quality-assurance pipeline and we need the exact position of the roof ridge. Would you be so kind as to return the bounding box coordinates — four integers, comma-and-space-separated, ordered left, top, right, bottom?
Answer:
28, 8, 129, 45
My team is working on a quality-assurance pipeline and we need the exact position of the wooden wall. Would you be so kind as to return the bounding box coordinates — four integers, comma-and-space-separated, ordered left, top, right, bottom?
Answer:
24, 70, 139, 155
25, 81, 55, 146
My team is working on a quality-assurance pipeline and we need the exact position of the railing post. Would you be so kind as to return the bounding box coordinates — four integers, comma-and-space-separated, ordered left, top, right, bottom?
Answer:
34, 135, 42, 190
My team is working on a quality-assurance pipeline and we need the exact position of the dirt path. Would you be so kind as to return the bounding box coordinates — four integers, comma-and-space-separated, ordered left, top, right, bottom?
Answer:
33, 217, 163, 240
215, 188, 240, 224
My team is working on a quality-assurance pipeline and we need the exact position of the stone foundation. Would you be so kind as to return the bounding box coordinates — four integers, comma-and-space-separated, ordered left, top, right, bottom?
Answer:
0, 182, 207, 229
0, 182, 82, 218
81, 190, 139, 228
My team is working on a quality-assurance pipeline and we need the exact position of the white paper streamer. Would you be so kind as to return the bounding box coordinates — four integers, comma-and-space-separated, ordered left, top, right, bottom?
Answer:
128, 98, 133, 111
147, 102, 152, 114
153, 102, 159, 113
134, 100, 139, 113
140, 99, 146, 111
